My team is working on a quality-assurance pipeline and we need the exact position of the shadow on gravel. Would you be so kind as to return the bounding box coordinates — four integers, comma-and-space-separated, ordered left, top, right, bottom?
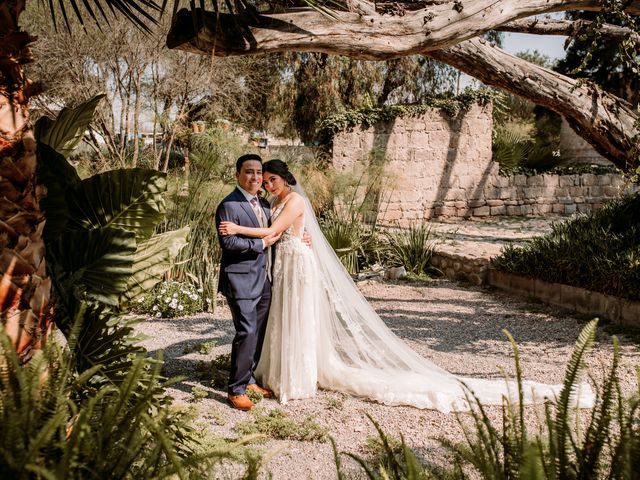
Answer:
363, 282, 596, 357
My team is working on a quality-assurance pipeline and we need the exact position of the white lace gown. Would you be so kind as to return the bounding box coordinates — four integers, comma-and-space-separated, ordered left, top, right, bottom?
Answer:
255, 204, 319, 403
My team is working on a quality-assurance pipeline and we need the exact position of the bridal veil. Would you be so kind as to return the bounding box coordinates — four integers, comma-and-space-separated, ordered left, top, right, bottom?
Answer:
294, 184, 595, 413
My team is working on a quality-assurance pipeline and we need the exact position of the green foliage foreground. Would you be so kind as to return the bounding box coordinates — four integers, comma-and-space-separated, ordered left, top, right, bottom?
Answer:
493, 193, 640, 301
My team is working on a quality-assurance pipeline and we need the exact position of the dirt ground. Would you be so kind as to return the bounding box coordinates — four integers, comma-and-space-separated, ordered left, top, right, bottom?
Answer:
137, 279, 640, 479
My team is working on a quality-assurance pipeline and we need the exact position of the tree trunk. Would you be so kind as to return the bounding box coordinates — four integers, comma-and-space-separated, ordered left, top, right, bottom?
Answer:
429, 38, 638, 172
166, 5, 640, 170
131, 68, 143, 167
166, 2, 640, 59
0, 0, 52, 363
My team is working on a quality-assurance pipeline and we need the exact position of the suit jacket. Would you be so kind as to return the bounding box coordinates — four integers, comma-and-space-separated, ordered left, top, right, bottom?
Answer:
216, 187, 272, 299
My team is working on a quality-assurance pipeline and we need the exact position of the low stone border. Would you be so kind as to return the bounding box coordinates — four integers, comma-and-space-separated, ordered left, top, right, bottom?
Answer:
430, 251, 489, 285
487, 268, 640, 327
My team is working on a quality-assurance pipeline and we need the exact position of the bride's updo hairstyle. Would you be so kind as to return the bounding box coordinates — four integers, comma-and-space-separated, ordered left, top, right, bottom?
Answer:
263, 159, 297, 186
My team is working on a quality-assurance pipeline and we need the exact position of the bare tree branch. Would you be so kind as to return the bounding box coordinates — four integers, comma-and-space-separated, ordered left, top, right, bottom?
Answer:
497, 18, 640, 43
429, 38, 638, 171
167, 1, 640, 59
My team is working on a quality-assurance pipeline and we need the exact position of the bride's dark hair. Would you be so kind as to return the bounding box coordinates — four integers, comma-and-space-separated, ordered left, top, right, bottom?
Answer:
263, 159, 297, 185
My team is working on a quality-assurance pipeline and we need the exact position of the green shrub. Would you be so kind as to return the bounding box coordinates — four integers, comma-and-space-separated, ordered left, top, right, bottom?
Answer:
493, 193, 640, 300
137, 280, 205, 318
0, 331, 195, 479
384, 222, 439, 275
492, 122, 565, 175
234, 409, 328, 442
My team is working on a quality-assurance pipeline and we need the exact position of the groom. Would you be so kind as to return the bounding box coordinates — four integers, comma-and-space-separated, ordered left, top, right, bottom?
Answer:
216, 153, 280, 411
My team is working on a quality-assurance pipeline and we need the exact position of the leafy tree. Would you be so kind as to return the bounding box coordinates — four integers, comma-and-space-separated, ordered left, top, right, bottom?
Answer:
557, 10, 640, 105
273, 53, 458, 143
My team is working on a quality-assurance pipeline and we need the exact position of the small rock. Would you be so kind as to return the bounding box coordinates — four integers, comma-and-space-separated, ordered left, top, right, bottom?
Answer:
385, 266, 407, 280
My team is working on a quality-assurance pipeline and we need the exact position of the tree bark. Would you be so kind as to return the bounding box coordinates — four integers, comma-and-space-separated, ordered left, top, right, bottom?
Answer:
429, 38, 638, 172
166, 2, 640, 59
497, 18, 640, 43
0, 0, 52, 363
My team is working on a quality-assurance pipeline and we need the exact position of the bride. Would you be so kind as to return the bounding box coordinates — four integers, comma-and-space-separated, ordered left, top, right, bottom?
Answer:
218, 159, 594, 412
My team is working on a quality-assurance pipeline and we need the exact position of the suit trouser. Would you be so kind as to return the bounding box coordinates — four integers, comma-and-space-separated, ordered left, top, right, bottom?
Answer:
227, 278, 272, 395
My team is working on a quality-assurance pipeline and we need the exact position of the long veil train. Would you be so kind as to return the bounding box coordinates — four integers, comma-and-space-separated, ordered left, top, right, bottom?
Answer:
294, 184, 595, 413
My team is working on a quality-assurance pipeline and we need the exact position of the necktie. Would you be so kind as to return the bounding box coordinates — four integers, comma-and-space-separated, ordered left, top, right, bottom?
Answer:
250, 197, 266, 226
250, 197, 271, 280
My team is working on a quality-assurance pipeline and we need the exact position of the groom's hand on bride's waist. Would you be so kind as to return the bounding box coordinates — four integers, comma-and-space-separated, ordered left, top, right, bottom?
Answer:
263, 232, 282, 248
303, 230, 312, 248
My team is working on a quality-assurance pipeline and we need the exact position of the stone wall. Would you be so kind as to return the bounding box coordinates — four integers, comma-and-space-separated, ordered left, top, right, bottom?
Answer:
559, 118, 612, 166
332, 103, 630, 224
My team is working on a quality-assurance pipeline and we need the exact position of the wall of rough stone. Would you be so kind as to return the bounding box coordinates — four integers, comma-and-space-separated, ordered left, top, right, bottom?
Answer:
332, 103, 630, 224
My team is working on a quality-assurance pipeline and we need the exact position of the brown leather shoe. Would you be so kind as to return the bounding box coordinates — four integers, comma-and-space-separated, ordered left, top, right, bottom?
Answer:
228, 394, 255, 411
247, 383, 274, 398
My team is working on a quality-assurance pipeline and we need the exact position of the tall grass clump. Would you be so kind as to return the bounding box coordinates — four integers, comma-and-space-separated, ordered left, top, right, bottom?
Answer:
335, 319, 640, 480
385, 222, 439, 276
493, 193, 640, 300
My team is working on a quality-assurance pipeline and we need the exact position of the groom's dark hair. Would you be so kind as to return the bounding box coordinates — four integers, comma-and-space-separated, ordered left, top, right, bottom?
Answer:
236, 153, 263, 172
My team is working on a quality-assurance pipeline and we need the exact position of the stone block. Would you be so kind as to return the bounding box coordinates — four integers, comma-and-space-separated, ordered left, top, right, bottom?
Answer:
554, 187, 570, 197
569, 186, 584, 197
597, 175, 612, 186
493, 176, 511, 188
580, 173, 597, 186
521, 204, 534, 215
468, 199, 486, 208
524, 187, 544, 198
527, 175, 545, 186
510, 273, 535, 295
435, 206, 457, 217
611, 176, 626, 187
514, 175, 527, 186
486, 199, 505, 207
559, 284, 580, 310
473, 206, 491, 216
490, 205, 507, 215
499, 187, 518, 200
577, 203, 591, 213
531, 279, 559, 306
559, 176, 577, 187
559, 197, 575, 204
620, 299, 640, 327
588, 186, 603, 197
594, 293, 621, 323
552, 204, 565, 214
564, 204, 577, 215
604, 186, 619, 197
541, 174, 559, 187
570, 285, 597, 315
507, 205, 523, 215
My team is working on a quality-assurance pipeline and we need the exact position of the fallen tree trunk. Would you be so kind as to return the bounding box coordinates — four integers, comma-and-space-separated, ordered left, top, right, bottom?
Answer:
429, 38, 638, 172
166, 1, 640, 59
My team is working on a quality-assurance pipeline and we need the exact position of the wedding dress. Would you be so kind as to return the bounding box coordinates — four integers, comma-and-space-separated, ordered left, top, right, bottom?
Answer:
256, 186, 595, 412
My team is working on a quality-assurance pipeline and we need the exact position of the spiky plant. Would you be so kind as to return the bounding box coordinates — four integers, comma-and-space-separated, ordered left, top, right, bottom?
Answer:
385, 222, 439, 275
337, 319, 640, 479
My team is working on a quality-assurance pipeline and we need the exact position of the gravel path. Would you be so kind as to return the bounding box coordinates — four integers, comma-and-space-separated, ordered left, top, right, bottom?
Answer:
137, 279, 640, 479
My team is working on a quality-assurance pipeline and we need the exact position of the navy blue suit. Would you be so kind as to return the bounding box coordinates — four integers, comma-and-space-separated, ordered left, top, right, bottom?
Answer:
216, 187, 272, 395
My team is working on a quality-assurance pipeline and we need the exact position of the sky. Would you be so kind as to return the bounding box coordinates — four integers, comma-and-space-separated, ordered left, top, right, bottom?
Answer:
501, 32, 568, 60
460, 31, 569, 90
